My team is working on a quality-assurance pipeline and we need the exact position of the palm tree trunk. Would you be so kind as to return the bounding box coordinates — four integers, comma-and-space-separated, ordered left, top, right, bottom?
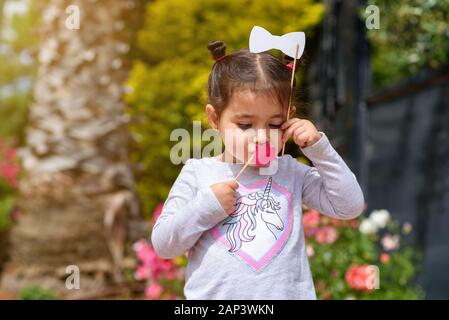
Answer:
1, 0, 146, 297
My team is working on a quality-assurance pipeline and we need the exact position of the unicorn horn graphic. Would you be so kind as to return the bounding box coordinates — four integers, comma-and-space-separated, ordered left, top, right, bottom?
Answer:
259, 177, 284, 233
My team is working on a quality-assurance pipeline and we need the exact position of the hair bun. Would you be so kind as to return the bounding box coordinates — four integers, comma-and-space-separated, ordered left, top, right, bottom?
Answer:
207, 40, 227, 61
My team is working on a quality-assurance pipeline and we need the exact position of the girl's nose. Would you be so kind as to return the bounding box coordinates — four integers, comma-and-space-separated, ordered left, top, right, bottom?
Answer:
254, 131, 267, 144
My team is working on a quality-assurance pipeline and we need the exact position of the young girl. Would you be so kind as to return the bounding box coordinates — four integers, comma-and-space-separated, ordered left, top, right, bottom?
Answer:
151, 40, 365, 300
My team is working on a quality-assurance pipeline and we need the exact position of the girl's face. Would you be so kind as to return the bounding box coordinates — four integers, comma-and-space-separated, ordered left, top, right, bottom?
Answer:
207, 90, 287, 166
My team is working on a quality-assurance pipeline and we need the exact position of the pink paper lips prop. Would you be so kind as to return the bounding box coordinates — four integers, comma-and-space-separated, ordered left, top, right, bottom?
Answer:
254, 142, 277, 166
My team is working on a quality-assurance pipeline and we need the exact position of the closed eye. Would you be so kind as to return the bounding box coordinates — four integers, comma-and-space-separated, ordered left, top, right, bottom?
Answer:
237, 123, 252, 130
269, 124, 282, 129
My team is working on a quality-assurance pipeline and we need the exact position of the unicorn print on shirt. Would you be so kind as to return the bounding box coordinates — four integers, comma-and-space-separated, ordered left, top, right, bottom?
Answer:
223, 177, 283, 252
211, 177, 293, 270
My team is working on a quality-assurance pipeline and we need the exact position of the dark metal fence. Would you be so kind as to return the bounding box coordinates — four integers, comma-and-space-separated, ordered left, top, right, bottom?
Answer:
365, 65, 449, 299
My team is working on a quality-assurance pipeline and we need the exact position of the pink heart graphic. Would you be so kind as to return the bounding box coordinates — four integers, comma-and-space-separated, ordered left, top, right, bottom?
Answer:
211, 177, 293, 270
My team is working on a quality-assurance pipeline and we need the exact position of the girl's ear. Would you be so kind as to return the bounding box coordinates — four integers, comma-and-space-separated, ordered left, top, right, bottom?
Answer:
205, 104, 220, 130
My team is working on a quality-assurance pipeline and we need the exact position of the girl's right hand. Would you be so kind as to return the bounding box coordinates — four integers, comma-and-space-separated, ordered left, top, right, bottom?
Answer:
211, 180, 239, 214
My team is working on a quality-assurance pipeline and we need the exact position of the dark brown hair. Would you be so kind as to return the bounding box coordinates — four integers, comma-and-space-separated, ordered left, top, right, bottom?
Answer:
207, 40, 299, 118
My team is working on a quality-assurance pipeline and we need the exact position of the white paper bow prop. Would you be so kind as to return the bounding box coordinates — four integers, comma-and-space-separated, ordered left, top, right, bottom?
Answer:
249, 26, 305, 59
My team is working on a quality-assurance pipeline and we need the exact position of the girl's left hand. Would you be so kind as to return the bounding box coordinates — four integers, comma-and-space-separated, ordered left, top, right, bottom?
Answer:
280, 118, 321, 148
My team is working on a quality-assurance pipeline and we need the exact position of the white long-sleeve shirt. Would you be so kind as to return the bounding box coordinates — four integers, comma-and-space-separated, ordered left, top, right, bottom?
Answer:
151, 132, 365, 299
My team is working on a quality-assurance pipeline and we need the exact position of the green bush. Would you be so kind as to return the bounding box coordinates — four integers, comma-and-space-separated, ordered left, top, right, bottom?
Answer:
0, 195, 13, 232
0, 0, 39, 142
19, 286, 58, 300
362, 0, 449, 87
304, 207, 424, 299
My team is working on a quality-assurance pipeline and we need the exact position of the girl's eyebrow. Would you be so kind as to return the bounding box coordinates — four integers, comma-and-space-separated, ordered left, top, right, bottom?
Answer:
233, 113, 283, 119
233, 113, 254, 118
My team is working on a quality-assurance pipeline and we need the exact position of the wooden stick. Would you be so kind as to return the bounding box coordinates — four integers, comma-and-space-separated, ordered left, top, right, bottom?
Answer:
281, 43, 300, 156
234, 153, 255, 182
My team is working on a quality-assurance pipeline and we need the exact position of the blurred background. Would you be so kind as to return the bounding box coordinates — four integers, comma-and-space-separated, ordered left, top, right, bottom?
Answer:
0, 0, 448, 299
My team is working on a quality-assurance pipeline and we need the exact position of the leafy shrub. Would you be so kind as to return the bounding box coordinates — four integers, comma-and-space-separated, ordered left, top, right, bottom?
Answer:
19, 286, 58, 300
362, 0, 449, 87
304, 208, 424, 299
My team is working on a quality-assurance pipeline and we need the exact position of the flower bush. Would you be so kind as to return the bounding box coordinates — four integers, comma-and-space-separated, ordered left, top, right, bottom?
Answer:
304, 207, 424, 299
132, 203, 186, 299
0, 139, 21, 232
133, 238, 186, 299
134, 203, 424, 299
362, 0, 449, 87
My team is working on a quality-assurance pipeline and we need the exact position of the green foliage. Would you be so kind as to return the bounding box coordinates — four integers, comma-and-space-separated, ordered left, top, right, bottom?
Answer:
0, 0, 40, 141
0, 194, 13, 232
126, 0, 325, 216
362, 0, 449, 87
0, 94, 31, 140
19, 286, 58, 300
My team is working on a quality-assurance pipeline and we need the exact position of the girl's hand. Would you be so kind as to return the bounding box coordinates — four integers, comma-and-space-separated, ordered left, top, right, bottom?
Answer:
280, 118, 321, 148
211, 180, 239, 214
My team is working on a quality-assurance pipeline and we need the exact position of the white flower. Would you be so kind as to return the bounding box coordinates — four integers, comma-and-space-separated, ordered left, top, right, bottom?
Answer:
381, 234, 400, 251
359, 219, 378, 235
369, 209, 390, 229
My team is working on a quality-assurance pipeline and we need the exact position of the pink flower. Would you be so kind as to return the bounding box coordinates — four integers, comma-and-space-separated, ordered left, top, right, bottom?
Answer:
350, 220, 359, 229
345, 265, 376, 292
303, 209, 320, 237
381, 234, 400, 251
304, 227, 319, 237
0, 140, 20, 188
134, 265, 150, 280
133, 240, 156, 265
151, 203, 164, 226
380, 253, 390, 264
303, 209, 320, 227
145, 283, 163, 299
315, 226, 339, 244
0, 162, 20, 187
133, 239, 178, 281
165, 269, 179, 280
5, 148, 16, 161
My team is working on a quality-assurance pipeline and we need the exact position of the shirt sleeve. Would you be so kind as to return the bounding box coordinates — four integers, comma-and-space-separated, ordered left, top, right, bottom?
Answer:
297, 132, 365, 220
151, 159, 230, 259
